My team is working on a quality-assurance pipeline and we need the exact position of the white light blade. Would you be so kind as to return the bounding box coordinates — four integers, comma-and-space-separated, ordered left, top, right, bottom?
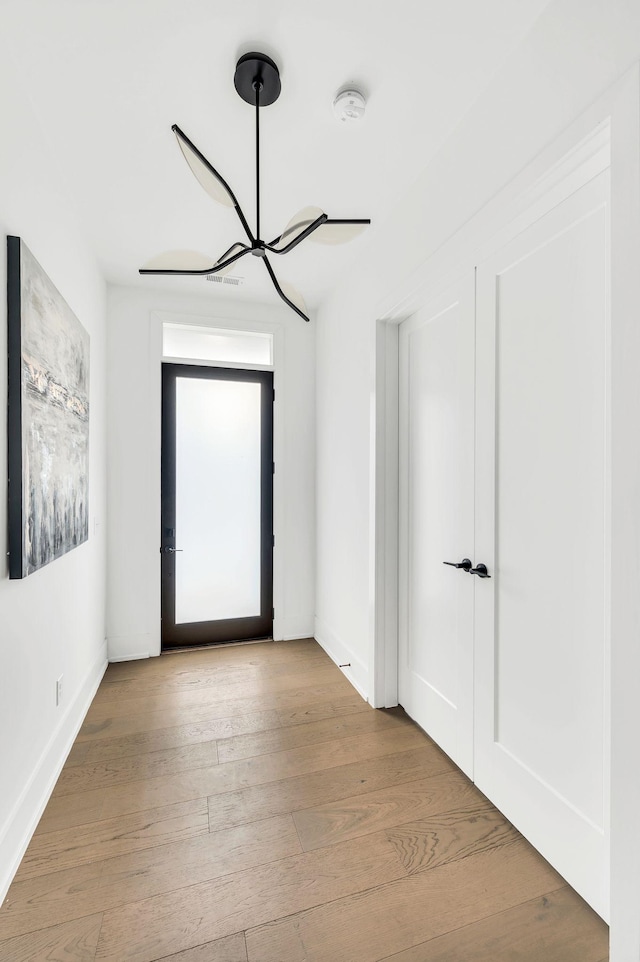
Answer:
281, 280, 307, 315
309, 222, 368, 245
141, 250, 213, 271
213, 243, 246, 276
272, 206, 325, 250
174, 128, 236, 209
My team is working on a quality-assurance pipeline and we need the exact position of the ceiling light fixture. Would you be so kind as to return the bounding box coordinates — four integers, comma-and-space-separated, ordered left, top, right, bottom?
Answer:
140, 52, 371, 321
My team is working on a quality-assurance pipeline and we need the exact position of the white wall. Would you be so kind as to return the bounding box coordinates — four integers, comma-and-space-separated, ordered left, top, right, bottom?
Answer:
316, 1, 640, 956
0, 59, 108, 900
315, 0, 640, 700
106, 285, 315, 660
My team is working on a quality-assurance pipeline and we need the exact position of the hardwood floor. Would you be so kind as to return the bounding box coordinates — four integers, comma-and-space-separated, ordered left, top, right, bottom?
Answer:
0, 638, 609, 962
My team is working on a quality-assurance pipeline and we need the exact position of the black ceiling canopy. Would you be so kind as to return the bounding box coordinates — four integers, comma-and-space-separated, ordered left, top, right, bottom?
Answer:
139, 52, 371, 322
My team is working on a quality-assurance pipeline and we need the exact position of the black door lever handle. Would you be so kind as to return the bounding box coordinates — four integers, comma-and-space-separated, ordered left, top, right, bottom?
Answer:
443, 558, 472, 571
469, 563, 491, 578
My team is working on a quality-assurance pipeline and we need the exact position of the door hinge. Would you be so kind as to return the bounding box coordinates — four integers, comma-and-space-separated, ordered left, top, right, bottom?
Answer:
272, 607, 275, 619
272, 534, 275, 547
272, 461, 275, 474
273, 388, 275, 401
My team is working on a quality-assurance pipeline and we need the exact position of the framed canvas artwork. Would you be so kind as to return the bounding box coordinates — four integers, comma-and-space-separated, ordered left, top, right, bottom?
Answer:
7, 236, 90, 579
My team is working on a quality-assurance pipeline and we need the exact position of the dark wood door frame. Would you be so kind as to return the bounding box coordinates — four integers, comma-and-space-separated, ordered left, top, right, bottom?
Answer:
161, 363, 274, 648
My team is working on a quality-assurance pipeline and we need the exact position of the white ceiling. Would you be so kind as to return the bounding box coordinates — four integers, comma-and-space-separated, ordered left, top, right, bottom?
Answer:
4, 0, 551, 312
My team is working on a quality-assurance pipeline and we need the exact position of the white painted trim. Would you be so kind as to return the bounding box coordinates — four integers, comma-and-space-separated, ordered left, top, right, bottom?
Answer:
108, 632, 154, 662
109, 651, 151, 662
279, 614, 314, 642
314, 617, 369, 702
370, 320, 399, 708
377, 116, 611, 325
0, 642, 107, 905
154, 309, 284, 335
607, 62, 640, 962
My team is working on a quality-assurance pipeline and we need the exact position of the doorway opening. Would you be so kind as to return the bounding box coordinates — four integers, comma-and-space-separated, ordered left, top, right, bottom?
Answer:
161, 363, 274, 649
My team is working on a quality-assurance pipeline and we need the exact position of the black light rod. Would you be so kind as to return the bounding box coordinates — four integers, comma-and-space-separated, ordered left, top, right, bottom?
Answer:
263, 256, 310, 322
323, 218, 371, 225
264, 214, 328, 255
235, 205, 254, 243
171, 124, 255, 244
255, 83, 261, 241
139, 245, 251, 277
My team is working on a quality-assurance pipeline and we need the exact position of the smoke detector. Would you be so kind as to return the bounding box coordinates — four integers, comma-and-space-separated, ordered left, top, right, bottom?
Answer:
333, 88, 366, 123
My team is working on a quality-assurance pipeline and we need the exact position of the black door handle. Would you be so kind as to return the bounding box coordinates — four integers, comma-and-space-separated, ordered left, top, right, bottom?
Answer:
443, 558, 472, 571
469, 563, 491, 578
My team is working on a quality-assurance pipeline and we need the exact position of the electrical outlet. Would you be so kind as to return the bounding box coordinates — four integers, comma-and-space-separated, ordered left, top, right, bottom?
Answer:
56, 675, 63, 706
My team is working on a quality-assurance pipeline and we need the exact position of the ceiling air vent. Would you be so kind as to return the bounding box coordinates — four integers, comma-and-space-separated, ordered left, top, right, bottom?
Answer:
206, 274, 244, 286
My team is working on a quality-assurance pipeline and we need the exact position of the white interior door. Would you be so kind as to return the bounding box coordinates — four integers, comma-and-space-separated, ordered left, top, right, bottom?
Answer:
398, 277, 475, 778
474, 170, 610, 919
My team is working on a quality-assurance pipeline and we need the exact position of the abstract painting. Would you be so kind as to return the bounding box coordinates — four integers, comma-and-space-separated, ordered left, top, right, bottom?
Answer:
7, 236, 90, 578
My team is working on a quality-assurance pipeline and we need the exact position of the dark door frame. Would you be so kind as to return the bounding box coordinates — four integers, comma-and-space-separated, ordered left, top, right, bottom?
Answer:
161, 363, 274, 648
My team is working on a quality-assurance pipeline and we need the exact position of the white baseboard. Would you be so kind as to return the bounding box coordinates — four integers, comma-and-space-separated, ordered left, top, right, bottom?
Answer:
314, 617, 369, 701
0, 642, 108, 906
273, 614, 314, 642
108, 624, 315, 657
108, 651, 150, 662
107, 631, 156, 661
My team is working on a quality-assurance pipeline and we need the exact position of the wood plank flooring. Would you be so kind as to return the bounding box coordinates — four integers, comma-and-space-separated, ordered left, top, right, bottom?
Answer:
0, 638, 609, 962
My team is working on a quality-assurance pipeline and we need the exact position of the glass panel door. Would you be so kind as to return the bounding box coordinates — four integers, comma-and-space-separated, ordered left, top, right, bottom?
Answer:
161, 364, 273, 647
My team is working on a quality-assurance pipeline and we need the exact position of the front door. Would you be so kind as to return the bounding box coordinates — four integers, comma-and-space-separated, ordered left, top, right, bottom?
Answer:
161, 363, 273, 648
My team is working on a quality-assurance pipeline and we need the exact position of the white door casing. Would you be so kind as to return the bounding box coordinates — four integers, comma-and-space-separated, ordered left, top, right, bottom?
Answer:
474, 169, 610, 919
398, 277, 476, 778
